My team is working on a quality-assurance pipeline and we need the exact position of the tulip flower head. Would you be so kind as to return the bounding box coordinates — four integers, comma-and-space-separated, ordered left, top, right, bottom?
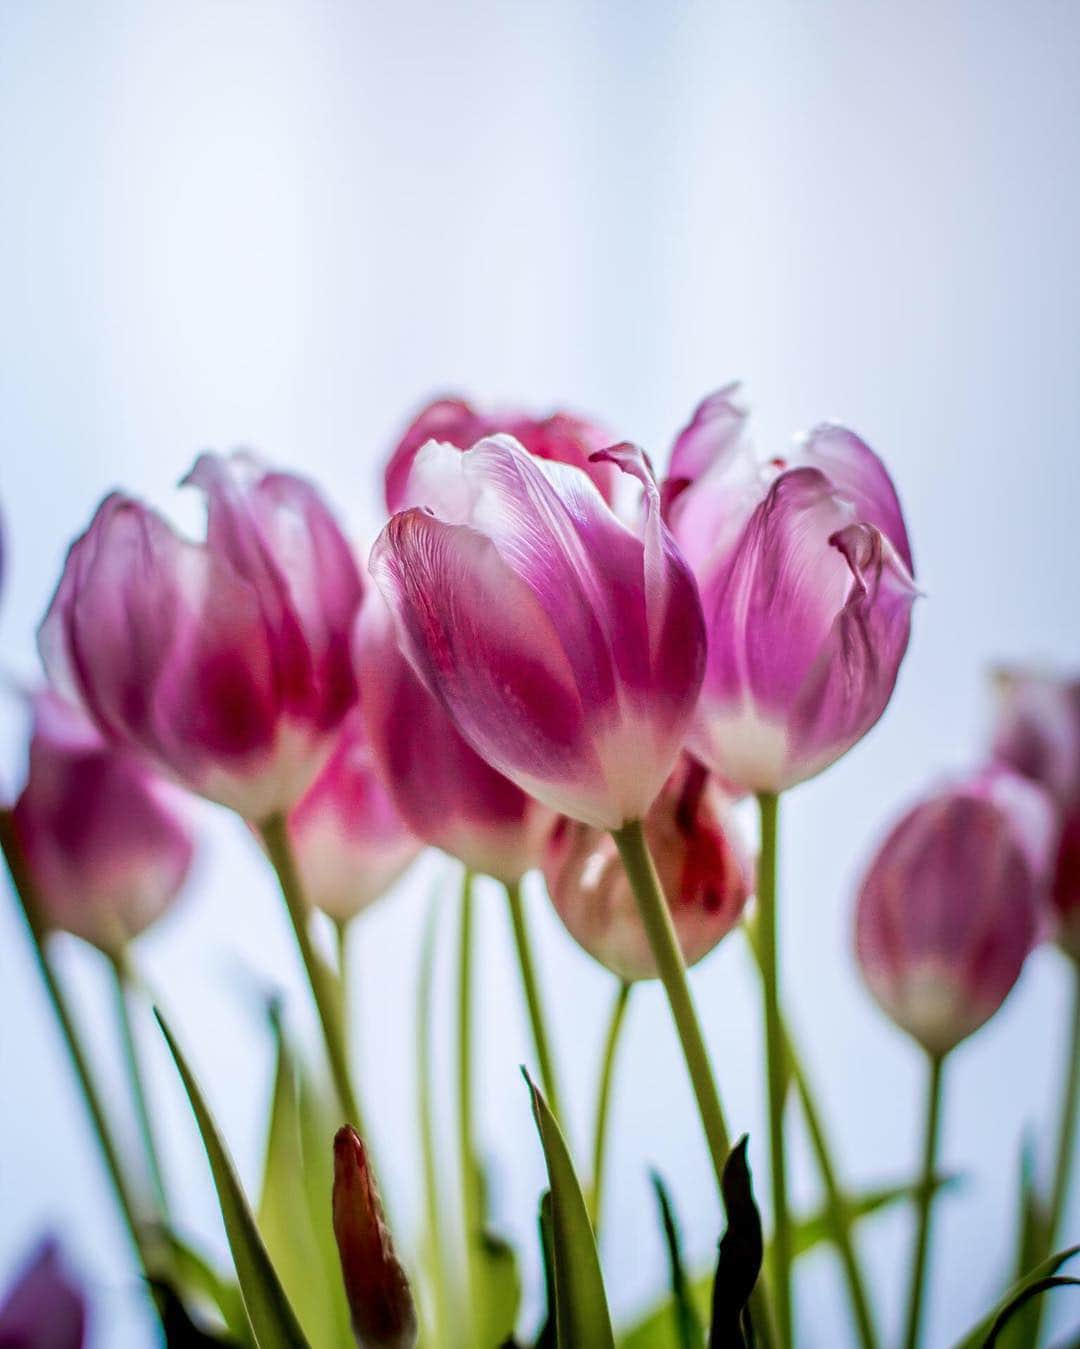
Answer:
543, 755, 751, 982
991, 669, 1080, 959
384, 395, 616, 512
286, 710, 421, 924
39, 453, 364, 821
855, 767, 1054, 1057
13, 693, 194, 955
370, 435, 706, 830
356, 592, 553, 883
0, 1240, 87, 1348
667, 385, 918, 795
332, 1126, 417, 1349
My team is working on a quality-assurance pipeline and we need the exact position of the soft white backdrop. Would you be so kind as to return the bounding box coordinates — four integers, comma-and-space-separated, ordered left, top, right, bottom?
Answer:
1, 2, 1079, 1345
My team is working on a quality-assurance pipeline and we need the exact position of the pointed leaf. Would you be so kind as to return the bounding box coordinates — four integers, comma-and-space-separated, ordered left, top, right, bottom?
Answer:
709, 1137, 762, 1349
955, 1244, 1080, 1349
523, 1070, 614, 1349
160, 1232, 252, 1345
981, 1277, 1080, 1346
155, 1009, 311, 1349
650, 1173, 703, 1349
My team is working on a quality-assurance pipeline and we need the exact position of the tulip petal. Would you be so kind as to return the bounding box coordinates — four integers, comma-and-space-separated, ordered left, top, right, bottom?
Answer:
0, 1241, 86, 1348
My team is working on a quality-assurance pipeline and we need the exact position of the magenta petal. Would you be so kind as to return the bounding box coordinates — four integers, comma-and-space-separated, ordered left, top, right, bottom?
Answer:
666, 382, 749, 500
0, 1241, 87, 1348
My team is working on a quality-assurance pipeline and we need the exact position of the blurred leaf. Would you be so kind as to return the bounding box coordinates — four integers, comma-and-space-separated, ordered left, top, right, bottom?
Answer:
955, 1243, 1080, 1348
788, 1173, 961, 1259
619, 1278, 713, 1349
709, 1137, 762, 1349
160, 1232, 251, 1345
149, 1278, 244, 1347
155, 1009, 310, 1349
476, 1216, 523, 1349
523, 1070, 614, 1349
996, 1133, 1049, 1349
650, 1173, 702, 1349
981, 1277, 1080, 1346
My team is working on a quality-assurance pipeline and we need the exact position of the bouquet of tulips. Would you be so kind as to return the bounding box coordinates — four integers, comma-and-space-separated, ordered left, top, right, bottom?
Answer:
1, 385, 1077, 1348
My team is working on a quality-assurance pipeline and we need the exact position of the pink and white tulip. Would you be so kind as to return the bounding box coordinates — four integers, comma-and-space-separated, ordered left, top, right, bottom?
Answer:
12, 694, 194, 954
370, 436, 706, 830
855, 766, 1054, 1057
39, 454, 364, 821
384, 395, 616, 513
542, 755, 750, 982
286, 710, 421, 924
356, 593, 553, 883
666, 385, 918, 794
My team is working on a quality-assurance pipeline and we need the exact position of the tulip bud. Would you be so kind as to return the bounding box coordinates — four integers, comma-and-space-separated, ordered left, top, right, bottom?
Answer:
384, 395, 616, 513
543, 756, 750, 982
332, 1126, 417, 1349
286, 710, 421, 923
356, 592, 553, 883
855, 767, 1054, 1057
666, 386, 918, 795
990, 669, 1080, 959
39, 453, 364, 821
370, 436, 706, 831
0, 1240, 87, 1348
12, 693, 194, 954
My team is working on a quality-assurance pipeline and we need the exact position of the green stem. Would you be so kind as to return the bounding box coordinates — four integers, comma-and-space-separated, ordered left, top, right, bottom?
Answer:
504, 879, 565, 1125
110, 953, 171, 1221
457, 870, 482, 1346
903, 1053, 946, 1349
1048, 960, 1080, 1245
589, 981, 632, 1232
260, 815, 362, 1130
418, 897, 454, 1345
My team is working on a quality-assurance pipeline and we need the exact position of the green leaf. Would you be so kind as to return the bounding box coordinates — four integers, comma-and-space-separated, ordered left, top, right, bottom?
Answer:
955, 1243, 1080, 1349
980, 1276, 1080, 1346
160, 1232, 252, 1345
789, 1173, 961, 1258
523, 1069, 615, 1349
996, 1132, 1049, 1349
649, 1173, 703, 1349
149, 1278, 245, 1346
619, 1278, 713, 1349
535, 1192, 557, 1349
709, 1137, 763, 1349
476, 1215, 523, 1349
155, 1009, 311, 1349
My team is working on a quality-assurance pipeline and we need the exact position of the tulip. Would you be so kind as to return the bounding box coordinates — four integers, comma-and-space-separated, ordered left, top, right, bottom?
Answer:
666, 384, 918, 795
12, 693, 193, 955
286, 710, 421, 924
332, 1126, 417, 1349
991, 669, 1080, 958
383, 394, 616, 513
543, 755, 750, 982
0, 1241, 87, 1348
39, 453, 364, 821
370, 435, 706, 831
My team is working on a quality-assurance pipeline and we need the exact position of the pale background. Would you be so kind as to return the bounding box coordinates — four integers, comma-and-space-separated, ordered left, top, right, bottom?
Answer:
1, 2, 1079, 1345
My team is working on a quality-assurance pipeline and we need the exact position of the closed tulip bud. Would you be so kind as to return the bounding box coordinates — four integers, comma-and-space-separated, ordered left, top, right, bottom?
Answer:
357, 593, 552, 883
0, 1241, 87, 1348
332, 1127, 417, 1349
285, 711, 421, 923
855, 767, 1055, 1057
991, 669, 1080, 959
667, 385, 918, 795
13, 694, 194, 955
370, 436, 705, 830
39, 453, 364, 821
384, 395, 616, 513
543, 756, 750, 982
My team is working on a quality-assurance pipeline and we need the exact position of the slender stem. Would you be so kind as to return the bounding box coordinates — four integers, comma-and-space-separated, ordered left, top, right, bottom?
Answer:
260, 815, 362, 1130
335, 917, 351, 1062
589, 981, 632, 1232
109, 953, 170, 1221
504, 879, 565, 1125
418, 897, 454, 1345
757, 791, 792, 1349
1048, 960, 1080, 1245
457, 870, 482, 1346
903, 1053, 946, 1349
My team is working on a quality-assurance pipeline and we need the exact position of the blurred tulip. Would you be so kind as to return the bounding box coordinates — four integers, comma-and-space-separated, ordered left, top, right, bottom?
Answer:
991, 669, 1080, 959
384, 394, 616, 512
39, 453, 363, 820
370, 436, 705, 830
356, 593, 552, 882
666, 385, 918, 794
543, 755, 750, 982
0, 1240, 87, 1348
12, 693, 193, 955
855, 766, 1055, 1057
286, 710, 421, 923
332, 1126, 417, 1349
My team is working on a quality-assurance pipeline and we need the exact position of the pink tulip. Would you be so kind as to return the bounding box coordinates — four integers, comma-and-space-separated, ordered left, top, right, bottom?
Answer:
286, 710, 421, 923
0, 1241, 86, 1348
542, 755, 750, 982
384, 395, 616, 513
39, 453, 364, 820
12, 694, 193, 954
991, 669, 1080, 958
370, 436, 706, 830
855, 766, 1055, 1056
356, 593, 553, 882
666, 385, 918, 794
